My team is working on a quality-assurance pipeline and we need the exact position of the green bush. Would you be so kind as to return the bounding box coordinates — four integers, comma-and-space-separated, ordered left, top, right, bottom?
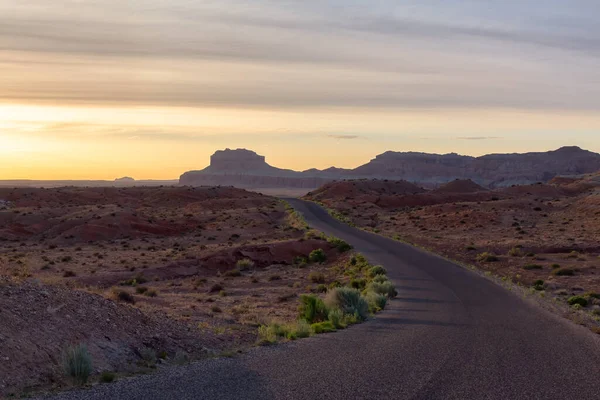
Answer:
367, 265, 387, 278
236, 259, 255, 270
327, 308, 345, 329
311, 321, 336, 334
116, 290, 135, 304
366, 280, 398, 298
324, 287, 369, 321
309, 249, 327, 263
553, 268, 575, 276
365, 291, 387, 313
292, 320, 311, 339
327, 237, 353, 252
62, 344, 92, 385
350, 278, 366, 290
299, 294, 329, 323
257, 324, 280, 345
309, 271, 325, 283
567, 296, 588, 307
532, 280, 545, 291
372, 275, 389, 284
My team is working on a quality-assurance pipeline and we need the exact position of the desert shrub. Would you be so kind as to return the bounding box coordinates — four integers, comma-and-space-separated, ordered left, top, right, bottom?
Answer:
299, 294, 329, 323
324, 287, 369, 321
309, 249, 327, 263
365, 291, 387, 313
523, 264, 543, 270
311, 321, 336, 334
568, 296, 588, 307
477, 252, 499, 262
293, 320, 312, 339
367, 265, 387, 278
286, 320, 312, 340
224, 269, 241, 277
62, 344, 92, 385
551, 264, 561, 269
508, 247, 523, 257
211, 305, 222, 313
293, 256, 308, 267
532, 280, 545, 291
257, 323, 288, 345
553, 268, 575, 276
315, 284, 328, 293
309, 271, 325, 283
63, 270, 76, 278
327, 237, 353, 253
366, 280, 398, 298
145, 289, 158, 297
100, 371, 115, 383
372, 275, 389, 284
116, 290, 135, 304
350, 278, 366, 290
328, 308, 345, 329
236, 259, 255, 270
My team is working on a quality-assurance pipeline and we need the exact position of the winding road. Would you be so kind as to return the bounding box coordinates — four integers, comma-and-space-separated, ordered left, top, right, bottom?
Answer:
43, 199, 600, 400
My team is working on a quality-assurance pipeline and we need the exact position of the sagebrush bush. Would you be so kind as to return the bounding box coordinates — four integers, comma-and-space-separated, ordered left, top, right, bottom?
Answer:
299, 294, 329, 323
324, 287, 369, 321
327, 308, 345, 329
292, 320, 312, 339
311, 321, 336, 334
63, 344, 92, 385
365, 291, 387, 313
309, 249, 327, 263
309, 271, 325, 283
257, 323, 289, 344
553, 268, 575, 276
236, 258, 255, 270
568, 295, 588, 307
327, 237, 353, 252
367, 280, 398, 298
367, 265, 387, 278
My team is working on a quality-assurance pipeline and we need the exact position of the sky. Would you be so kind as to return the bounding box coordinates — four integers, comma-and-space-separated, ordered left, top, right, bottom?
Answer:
1, 0, 599, 179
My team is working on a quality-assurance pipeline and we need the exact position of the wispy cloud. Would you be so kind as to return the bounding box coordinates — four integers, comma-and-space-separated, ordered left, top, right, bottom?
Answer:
328, 134, 360, 140
456, 136, 502, 140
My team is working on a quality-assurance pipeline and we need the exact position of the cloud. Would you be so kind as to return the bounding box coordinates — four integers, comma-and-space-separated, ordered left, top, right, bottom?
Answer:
456, 136, 502, 140
328, 135, 360, 140
1, 1, 599, 111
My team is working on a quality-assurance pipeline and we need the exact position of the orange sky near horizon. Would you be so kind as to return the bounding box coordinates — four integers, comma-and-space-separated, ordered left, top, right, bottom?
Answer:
2, 103, 600, 180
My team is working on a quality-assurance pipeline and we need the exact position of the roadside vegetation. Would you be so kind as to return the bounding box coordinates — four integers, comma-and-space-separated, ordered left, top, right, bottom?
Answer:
257, 252, 397, 345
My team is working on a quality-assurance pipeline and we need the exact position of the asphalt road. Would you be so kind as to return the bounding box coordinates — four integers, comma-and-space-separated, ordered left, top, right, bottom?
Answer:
41, 199, 600, 400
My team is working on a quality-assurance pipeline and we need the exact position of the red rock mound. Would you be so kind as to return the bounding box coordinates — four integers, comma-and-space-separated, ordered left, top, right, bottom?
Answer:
434, 179, 487, 194
306, 179, 425, 202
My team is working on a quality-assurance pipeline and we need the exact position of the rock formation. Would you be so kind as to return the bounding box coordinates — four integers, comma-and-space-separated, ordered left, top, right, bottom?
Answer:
180, 146, 600, 190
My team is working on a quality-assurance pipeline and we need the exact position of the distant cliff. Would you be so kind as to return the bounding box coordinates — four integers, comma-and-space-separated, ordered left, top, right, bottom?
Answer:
179, 147, 600, 189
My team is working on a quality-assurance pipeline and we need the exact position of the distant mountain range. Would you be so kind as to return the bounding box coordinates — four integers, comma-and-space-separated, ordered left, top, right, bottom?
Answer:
179, 146, 600, 189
